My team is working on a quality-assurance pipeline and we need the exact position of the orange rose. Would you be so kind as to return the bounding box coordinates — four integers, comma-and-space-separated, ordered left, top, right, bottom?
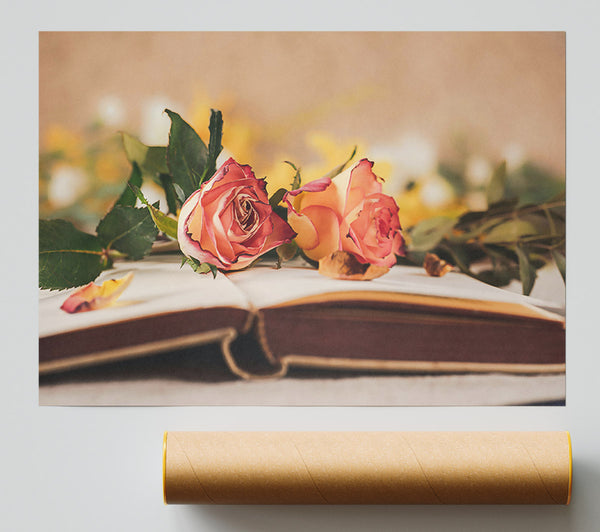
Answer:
178, 158, 296, 271
285, 159, 404, 267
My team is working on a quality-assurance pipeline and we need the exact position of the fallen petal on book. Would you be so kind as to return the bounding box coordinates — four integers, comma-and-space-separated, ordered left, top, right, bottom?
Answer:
318, 250, 389, 281
60, 272, 135, 313
423, 252, 454, 277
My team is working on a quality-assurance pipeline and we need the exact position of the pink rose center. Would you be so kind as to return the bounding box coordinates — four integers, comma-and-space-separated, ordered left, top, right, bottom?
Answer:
375, 207, 394, 239
233, 193, 260, 234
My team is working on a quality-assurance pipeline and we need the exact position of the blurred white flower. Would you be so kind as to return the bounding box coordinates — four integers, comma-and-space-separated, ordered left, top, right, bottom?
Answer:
97, 96, 126, 127
371, 134, 437, 195
395, 135, 437, 176
465, 155, 492, 186
48, 165, 88, 209
502, 142, 525, 172
140, 97, 182, 146
420, 174, 455, 208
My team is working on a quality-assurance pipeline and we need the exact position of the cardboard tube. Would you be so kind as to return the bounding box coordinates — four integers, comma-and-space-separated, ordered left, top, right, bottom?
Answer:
163, 431, 572, 505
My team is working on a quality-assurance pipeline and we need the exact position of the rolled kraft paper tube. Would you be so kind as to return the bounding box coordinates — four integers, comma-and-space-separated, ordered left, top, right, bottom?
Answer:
163, 431, 572, 505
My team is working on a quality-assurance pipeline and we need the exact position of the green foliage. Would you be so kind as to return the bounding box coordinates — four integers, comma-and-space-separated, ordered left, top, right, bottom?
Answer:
96, 205, 158, 260
284, 160, 302, 190
159, 173, 179, 214
131, 185, 178, 241
486, 160, 507, 206
407, 216, 458, 252
165, 109, 208, 199
269, 188, 287, 209
121, 132, 169, 176
202, 109, 224, 182
505, 162, 566, 205
39, 219, 106, 290
515, 245, 537, 296
114, 162, 143, 207
180, 256, 218, 278
405, 196, 565, 295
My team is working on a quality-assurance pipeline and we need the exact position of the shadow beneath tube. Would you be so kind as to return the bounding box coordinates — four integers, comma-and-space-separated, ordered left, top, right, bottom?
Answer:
179, 504, 573, 532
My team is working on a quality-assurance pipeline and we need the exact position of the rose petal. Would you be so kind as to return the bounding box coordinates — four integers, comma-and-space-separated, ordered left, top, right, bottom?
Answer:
60, 272, 134, 314
177, 189, 223, 266
261, 211, 298, 251
344, 159, 382, 217
202, 158, 260, 193
318, 250, 389, 281
296, 205, 341, 261
283, 176, 333, 213
226, 212, 297, 271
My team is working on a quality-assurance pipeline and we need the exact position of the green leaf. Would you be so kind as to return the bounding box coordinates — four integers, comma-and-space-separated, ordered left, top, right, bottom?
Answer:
439, 242, 519, 288
96, 205, 158, 260
408, 216, 457, 252
39, 219, 105, 290
551, 249, 566, 282
321, 146, 357, 180
476, 267, 521, 288
172, 183, 186, 204
486, 160, 507, 206
284, 160, 302, 190
121, 132, 169, 175
131, 185, 179, 240
201, 109, 223, 183
208, 263, 218, 278
159, 173, 179, 214
515, 245, 537, 296
269, 188, 287, 209
456, 198, 519, 226
482, 219, 543, 244
165, 109, 208, 199
115, 162, 143, 207
181, 256, 218, 277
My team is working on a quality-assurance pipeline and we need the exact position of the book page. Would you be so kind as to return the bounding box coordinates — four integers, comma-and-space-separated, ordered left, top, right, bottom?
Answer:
39, 255, 251, 337
226, 259, 561, 312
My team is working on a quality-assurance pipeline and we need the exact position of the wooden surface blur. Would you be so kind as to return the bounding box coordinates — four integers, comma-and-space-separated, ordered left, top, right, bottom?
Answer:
39, 32, 565, 174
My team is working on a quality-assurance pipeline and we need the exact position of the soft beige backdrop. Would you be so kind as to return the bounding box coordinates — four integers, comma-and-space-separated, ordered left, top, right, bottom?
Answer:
39, 32, 565, 174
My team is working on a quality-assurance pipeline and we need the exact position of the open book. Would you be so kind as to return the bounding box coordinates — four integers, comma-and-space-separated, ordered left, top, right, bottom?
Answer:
39, 255, 565, 378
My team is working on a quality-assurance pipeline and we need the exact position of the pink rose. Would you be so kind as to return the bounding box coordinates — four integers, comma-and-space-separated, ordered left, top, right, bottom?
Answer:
178, 157, 296, 271
285, 159, 404, 267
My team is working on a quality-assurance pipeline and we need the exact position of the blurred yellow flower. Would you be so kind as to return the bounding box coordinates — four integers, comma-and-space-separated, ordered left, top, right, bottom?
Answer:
395, 181, 466, 229
303, 132, 366, 180
44, 125, 86, 166
94, 152, 128, 184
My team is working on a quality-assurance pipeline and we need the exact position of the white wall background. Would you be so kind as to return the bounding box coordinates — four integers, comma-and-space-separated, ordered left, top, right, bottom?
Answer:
3, 1, 599, 530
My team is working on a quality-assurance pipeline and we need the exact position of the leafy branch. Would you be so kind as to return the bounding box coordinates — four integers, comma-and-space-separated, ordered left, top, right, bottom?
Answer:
403, 161, 565, 295
39, 110, 224, 290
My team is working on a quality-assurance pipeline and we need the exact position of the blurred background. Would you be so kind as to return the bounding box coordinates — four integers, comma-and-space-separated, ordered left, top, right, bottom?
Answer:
39, 31, 565, 233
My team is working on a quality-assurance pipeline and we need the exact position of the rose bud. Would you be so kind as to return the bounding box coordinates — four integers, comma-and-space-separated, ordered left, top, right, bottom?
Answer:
178, 158, 296, 271
285, 159, 405, 268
